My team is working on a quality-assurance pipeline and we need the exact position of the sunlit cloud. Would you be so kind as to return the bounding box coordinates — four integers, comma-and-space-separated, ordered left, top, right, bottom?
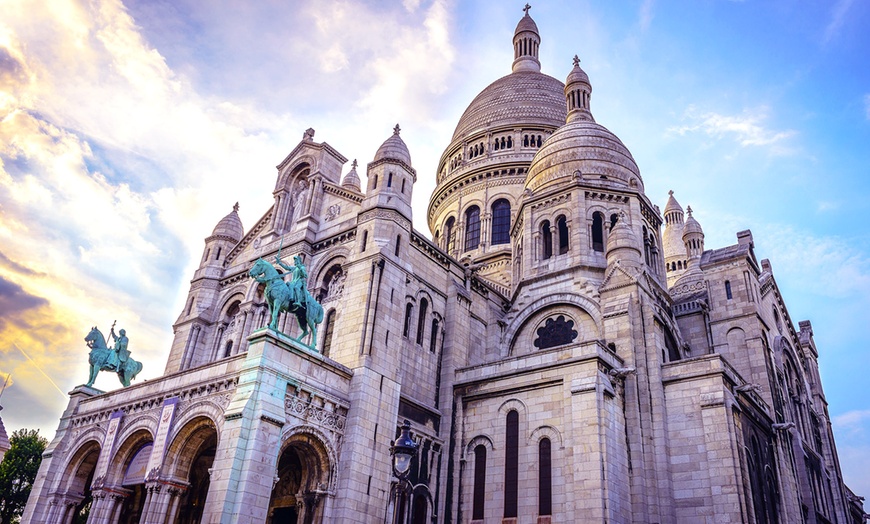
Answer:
668, 105, 797, 152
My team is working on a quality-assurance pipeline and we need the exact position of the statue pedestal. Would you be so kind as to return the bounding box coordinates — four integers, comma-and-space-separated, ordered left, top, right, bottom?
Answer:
69, 385, 104, 397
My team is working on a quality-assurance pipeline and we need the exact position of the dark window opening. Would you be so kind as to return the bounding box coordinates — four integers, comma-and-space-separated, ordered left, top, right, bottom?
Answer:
403, 303, 413, 338
725, 280, 733, 300
416, 298, 428, 345
445, 217, 456, 252
472, 445, 487, 520
539, 438, 552, 516
557, 215, 569, 254
215, 247, 221, 260
223, 340, 233, 358
610, 213, 619, 232
429, 319, 439, 352
491, 199, 511, 245
395, 235, 401, 257
534, 315, 578, 349
541, 220, 552, 259
505, 410, 519, 518
592, 212, 604, 252
361, 230, 368, 252
465, 206, 481, 251
388, 172, 393, 187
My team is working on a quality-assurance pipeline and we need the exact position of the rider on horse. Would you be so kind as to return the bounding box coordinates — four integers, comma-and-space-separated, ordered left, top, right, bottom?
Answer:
276, 254, 308, 307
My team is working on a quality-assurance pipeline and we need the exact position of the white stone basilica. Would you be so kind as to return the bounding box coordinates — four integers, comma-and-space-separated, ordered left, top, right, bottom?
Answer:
23, 8, 867, 524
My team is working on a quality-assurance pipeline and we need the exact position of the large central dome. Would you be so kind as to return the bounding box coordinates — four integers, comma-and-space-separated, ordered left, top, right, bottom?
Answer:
451, 71, 566, 141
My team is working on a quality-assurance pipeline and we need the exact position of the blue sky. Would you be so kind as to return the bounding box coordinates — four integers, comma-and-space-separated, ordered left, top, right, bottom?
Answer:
0, 0, 868, 496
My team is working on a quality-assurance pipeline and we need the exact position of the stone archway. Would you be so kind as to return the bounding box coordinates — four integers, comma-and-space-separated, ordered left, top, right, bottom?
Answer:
164, 416, 219, 524
48, 440, 101, 524
268, 432, 332, 524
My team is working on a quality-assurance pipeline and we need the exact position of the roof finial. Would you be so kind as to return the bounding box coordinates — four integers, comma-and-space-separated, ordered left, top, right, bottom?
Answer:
393, 123, 401, 136
233, 202, 239, 212
668, 189, 674, 196
352, 159, 358, 169
686, 205, 693, 216
573, 55, 580, 67
523, 3, 531, 15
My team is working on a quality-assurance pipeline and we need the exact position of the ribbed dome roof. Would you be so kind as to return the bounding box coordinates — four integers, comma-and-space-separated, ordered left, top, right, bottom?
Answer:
374, 124, 411, 165
525, 120, 641, 193
211, 203, 243, 241
683, 207, 704, 237
664, 190, 683, 215
342, 159, 361, 191
515, 12, 539, 35
451, 72, 566, 141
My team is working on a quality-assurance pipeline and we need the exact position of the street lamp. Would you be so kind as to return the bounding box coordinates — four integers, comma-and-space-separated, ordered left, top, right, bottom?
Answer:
390, 420, 418, 524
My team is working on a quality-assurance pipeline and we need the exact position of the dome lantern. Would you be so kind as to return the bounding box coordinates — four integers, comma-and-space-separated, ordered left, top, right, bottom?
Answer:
565, 55, 594, 123
512, 4, 542, 73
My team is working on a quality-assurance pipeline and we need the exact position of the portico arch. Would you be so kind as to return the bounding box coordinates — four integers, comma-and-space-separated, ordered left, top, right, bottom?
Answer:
268, 430, 333, 524
163, 415, 219, 524
55, 439, 101, 524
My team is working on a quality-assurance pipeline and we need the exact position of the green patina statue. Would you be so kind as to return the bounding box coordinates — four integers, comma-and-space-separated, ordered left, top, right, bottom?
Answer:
248, 252, 324, 350
84, 323, 143, 387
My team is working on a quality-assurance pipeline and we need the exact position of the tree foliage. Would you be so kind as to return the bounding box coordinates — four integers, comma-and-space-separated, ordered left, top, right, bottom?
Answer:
0, 429, 48, 524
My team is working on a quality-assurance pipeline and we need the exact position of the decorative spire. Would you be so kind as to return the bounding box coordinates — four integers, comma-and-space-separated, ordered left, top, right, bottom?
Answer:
393, 124, 401, 136
573, 54, 580, 67
668, 189, 674, 197
512, 3, 541, 73
233, 202, 239, 212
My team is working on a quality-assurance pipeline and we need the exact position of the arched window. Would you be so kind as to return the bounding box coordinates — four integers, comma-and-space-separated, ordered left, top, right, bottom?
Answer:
223, 340, 233, 358
507, 136, 512, 148
395, 235, 401, 257
472, 445, 487, 520
429, 319, 439, 352
401, 178, 406, 193
388, 172, 393, 187
215, 247, 221, 260
539, 437, 552, 516
361, 230, 368, 252
322, 309, 337, 357
416, 298, 428, 345
445, 217, 456, 252
501, 137, 506, 149
403, 303, 413, 338
494, 139, 500, 151
537, 135, 542, 147
725, 280, 733, 300
592, 212, 604, 252
541, 220, 552, 259
504, 410, 519, 518
610, 213, 619, 232
524, 135, 530, 147
491, 199, 511, 245
372, 174, 378, 189
464, 206, 481, 251
557, 215, 569, 254
643, 226, 651, 265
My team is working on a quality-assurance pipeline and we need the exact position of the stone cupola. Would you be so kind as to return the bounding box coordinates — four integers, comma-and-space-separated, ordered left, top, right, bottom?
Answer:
606, 211, 643, 269
341, 159, 362, 192
362, 124, 416, 221
565, 55, 593, 123
513, 4, 541, 73
201, 202, 243, 269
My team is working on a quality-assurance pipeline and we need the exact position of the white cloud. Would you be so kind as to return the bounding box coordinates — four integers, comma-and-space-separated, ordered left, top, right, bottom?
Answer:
638, 0, 654, 32
668, 105, 797, 151
823, 0, 855, 45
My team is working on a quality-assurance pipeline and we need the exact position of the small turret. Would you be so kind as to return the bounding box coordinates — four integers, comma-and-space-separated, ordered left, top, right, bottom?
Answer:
341, 159, 362, 192
682, 206, 705, 269
565, 55, 593, 123
606, 211, 643, 269
512, 4, 542, 73
663, 190, 688, 285
362, 124, 416, 221
201, 203, 243, 268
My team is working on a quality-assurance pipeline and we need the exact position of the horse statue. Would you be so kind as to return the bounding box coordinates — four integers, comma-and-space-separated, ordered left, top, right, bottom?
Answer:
84, 326, 143, 387
248, 255, 324, 350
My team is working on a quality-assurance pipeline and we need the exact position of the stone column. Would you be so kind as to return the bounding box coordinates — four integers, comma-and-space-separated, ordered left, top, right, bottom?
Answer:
43, 497, 61, 523
163, 485, 187, 524
85, 490, 108, 524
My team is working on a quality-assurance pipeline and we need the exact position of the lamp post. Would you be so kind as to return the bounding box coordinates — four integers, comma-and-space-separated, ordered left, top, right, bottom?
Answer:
390, 420, 418, 524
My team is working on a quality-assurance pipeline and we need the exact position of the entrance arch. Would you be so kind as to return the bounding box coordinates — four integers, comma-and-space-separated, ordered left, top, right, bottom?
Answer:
112, 430, 154, 524
53, 440, 101, 524
164, 416, 219, 524
268, 431, 333, 524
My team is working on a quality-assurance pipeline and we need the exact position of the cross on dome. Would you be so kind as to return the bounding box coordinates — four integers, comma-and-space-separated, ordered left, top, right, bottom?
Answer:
573, 55, 581, 67
351, 159, 358, 169
233, 202, 239, 212
523, 3, 531, 15
668, 190, 674, 196
393, 124, 401, 135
